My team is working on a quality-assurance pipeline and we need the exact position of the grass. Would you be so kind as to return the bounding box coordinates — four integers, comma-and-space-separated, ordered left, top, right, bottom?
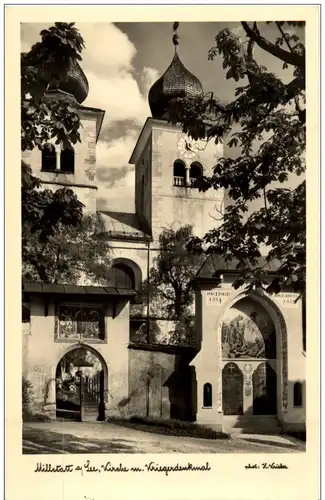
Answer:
23, 410, 52, 422
107, 415, 230, 440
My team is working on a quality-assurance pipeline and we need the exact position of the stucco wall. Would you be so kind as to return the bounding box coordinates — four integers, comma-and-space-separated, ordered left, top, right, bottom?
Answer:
126, 349, 193, 420
24, 295, 130, 415
150, 125, 224, 242
193, 279, 306, 430
22, 112, 98, 214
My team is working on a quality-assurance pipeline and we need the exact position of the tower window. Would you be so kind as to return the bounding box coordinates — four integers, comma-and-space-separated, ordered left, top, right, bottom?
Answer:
173, 160, 186, 187
41, 143, 56, 172
60, 146, 75, 174
293, 382, 303, 407
203, 382, 212, 407
190, 162, 203, 187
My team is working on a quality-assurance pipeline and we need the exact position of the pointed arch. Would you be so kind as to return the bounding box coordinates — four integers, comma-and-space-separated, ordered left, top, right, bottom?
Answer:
217, 290, 288, 413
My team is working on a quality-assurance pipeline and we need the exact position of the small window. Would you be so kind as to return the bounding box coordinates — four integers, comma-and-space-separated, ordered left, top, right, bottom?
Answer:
41, 143, 56, 171
190, 162, 203, 187
60, 146, 75, 174
203, 382, 212, 407
173, 160, 186, 187
293, 382, 303, 407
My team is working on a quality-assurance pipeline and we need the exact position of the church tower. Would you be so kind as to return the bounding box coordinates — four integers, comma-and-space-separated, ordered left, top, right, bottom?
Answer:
22, 60, 105, 214
129, 24, 224, 243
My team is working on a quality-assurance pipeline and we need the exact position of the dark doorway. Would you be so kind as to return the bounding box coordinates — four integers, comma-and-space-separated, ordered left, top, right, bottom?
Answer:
56, 347, 106, 422
252, 362, 277, 415
222, 362, 243, 415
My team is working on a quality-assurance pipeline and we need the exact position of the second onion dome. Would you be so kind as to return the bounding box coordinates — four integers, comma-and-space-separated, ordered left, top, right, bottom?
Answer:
148, 24, 203, 119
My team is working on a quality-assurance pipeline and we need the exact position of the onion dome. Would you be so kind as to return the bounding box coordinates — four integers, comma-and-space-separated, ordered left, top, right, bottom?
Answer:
47, 59, 89, 105
148, 23, 203, 119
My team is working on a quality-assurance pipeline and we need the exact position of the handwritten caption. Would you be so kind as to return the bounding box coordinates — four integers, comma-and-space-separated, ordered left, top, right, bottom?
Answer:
245, 462, 288, 470
35, 460, 211, 476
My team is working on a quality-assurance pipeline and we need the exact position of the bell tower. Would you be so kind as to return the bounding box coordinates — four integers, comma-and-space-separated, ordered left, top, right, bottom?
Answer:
129, 23, 224, 242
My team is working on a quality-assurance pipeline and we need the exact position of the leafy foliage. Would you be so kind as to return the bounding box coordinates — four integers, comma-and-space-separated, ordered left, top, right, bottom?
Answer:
21, 23, 111, 284
23, 213, 111, 284
21, 23, 86, 262
138, 225, 205, 320
166, 22, 306, 294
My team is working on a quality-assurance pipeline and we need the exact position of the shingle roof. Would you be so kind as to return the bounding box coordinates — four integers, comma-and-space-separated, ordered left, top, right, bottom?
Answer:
98, 211, 151, 241
196, 254, 281, 279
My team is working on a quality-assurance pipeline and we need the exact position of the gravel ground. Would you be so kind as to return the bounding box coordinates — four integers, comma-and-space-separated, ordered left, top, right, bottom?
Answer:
23, 421, 306, 454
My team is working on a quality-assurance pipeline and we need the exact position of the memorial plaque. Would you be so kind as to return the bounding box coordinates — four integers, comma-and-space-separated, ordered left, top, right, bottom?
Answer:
206, 290, 231, 306
222, 362, 243, 415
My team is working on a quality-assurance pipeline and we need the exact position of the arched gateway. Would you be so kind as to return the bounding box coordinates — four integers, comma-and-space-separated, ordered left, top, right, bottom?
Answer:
219, 293, 287, 427
55, 345, 108, 422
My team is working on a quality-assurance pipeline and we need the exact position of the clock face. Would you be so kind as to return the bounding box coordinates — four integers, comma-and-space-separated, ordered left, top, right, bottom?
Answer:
177, 135, 206, 159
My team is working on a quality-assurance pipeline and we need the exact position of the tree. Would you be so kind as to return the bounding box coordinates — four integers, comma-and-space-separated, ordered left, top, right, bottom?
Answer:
143, 225, 205, 318
167, 22, 306, 295
21, 23, 111, 284
133, 225, 205, 345
21, 23, 85, 253
22, 213, 111, 284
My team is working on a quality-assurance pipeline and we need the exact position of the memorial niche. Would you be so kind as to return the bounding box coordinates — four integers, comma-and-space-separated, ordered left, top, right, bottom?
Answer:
221, 299, 276, 359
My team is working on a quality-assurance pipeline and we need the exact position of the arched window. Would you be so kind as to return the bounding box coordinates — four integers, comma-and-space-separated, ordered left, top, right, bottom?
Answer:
293, 382, 303, 407
60, 146, 75, 174
190, 161, 203, 187
109, 264, 135, 290
173, 160, 186, 187
203, 382, 212, 407
41, 143, 56, 171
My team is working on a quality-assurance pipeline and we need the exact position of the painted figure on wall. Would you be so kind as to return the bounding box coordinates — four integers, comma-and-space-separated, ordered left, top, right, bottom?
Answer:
222, 299, 276, 359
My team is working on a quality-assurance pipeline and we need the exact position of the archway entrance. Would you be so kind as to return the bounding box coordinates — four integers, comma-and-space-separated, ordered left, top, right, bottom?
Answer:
56, 347, 106, 422
221, 296, 278, 424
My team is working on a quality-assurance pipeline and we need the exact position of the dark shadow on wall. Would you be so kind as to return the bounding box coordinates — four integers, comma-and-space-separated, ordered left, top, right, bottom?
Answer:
165, 352, 197, 422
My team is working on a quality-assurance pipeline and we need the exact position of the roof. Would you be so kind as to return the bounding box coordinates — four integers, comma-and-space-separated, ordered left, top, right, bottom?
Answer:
148, 51, 203, 120
195, 254, 282, 280
23, 282, 137, 297
98, 211, 151, 241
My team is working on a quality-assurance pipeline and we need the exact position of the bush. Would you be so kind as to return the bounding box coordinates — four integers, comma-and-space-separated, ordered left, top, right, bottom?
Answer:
22, 377, 52, 422
22, 377, 34, 421
107, 415, 230, 440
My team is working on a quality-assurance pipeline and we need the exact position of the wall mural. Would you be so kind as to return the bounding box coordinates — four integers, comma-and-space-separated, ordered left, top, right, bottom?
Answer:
221, 300, 276, 359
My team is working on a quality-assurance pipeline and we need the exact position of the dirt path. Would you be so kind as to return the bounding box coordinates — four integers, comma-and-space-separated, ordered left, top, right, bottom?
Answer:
23, 421, 305, 455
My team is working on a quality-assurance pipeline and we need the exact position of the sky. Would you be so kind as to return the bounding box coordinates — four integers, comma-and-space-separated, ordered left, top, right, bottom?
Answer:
21, 22, 304, 213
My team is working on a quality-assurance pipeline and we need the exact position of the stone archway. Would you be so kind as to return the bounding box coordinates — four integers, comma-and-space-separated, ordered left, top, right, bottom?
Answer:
217, 291, 288, 416
55, 344, 109, 422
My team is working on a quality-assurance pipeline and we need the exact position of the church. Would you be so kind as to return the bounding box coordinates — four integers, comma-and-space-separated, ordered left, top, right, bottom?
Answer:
22, 32, 306, 434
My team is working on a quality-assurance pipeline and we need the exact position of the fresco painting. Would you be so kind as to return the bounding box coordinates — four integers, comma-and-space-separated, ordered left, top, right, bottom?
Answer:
222, 300, 276, 359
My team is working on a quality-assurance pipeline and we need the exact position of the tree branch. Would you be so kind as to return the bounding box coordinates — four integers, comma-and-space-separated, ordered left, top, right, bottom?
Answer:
241, 22, 304, 69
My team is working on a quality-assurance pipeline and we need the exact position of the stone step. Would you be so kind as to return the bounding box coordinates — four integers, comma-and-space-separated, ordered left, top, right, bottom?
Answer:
223, 416, 281, 434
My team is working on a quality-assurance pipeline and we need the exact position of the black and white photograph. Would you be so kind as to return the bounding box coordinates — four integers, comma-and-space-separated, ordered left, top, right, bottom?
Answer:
18, 17, 310, 457
4, 4, 321, 499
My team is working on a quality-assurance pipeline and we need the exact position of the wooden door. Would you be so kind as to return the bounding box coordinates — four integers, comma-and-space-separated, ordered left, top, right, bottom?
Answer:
222, 362, 243, 415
